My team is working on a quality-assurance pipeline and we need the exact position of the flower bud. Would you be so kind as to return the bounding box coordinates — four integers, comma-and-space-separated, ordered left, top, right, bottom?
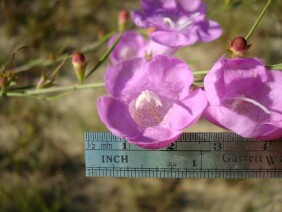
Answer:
97, 30, 105, 40
0, 77, 7, 91
36, 74, 49, 89
229, 36, 251, 57
72, 52, 87, 83
118, 10, 129, 32
0, 71, 14, 91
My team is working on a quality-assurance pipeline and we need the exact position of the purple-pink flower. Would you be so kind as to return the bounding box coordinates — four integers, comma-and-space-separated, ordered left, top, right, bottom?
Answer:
204, 56, 282, 140
131, 0, 222, 47
98, 55, 207, 149
108, 30, 177, 64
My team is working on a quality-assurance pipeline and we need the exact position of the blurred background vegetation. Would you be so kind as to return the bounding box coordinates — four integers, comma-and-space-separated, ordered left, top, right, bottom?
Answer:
0, 0, 281, 211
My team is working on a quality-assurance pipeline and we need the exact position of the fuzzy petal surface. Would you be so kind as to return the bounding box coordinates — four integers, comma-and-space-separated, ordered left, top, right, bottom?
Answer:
108, 31, 147, 64
97, 96, 140, 139
147, 40, 178, 56
106, 55, 193, 102
204, 57, 282, 139
151, 31, 198, 47
141, 0, 177, 15
105, 58, 148, 101
128, 126, 181, 149
163, 88, 207, 131
131, 11, 149, 28
195, 20, 222, 42
146, 55, 194, 100
177, 0, 205, 13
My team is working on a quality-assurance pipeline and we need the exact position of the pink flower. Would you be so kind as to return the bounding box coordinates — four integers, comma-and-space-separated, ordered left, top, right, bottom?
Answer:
98, 55, 207, 149
108, 31, 177, 64
204, 56, 282, 139
131, 0, 222, 47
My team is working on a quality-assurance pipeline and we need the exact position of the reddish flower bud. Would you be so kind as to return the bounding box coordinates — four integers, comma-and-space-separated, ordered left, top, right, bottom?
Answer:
97, 30, 105, 40
229, 36, 251, 57
118, 10, 129, 32
72, 52, 85, 65
72, 52, 87, 83
118, 10, 129, 24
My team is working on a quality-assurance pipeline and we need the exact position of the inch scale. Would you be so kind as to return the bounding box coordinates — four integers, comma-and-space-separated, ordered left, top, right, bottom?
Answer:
84, 132, 282, 178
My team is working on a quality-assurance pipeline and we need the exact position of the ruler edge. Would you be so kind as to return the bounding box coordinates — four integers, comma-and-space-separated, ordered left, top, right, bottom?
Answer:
84, 131, 282, 142
84, 132, 282, 178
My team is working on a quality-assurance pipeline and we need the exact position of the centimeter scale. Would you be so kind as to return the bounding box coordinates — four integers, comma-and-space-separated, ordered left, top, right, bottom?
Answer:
84, 132, 282, 178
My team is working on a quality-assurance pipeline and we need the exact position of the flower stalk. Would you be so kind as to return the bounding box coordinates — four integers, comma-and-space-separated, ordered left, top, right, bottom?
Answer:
2, 82, 105, 99
85, 33, 123, 79
245, 0, 272, 41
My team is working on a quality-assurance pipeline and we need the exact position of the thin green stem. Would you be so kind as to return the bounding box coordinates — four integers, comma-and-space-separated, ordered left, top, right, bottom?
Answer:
193, 71, 208, 83
25, 82, 105, 95
2, 82, 105, 99
50, 54, 69, 79
85, 33, 123, 79
14, 32, 115, 73
245, 0, 272, 41
193, 70, 209, 75
267, 63, 282, 70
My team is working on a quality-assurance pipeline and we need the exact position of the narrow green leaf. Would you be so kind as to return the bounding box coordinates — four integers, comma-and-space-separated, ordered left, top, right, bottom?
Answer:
85, 33, 123, 79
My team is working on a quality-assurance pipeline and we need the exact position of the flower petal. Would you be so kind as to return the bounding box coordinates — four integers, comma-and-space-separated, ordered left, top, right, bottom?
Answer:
97, 96, 140, 139
203, 56, 226, 105
203, 104, 273, 138
195, 20, 222, 42
131, 11, 149, 28
257, 127, 282, 140
177, 0, 206, 13
141, 0, 177, 15
146, 55, 194, 100
163, 88, 207, 130
266, 70, 282, 124
108, 31, 147, 64
203, 105, 228, 129
204, 57, 269, 105
147, 40, 179, 56
222, 58, 269, 98
105, 58, 148, 101
128, 126, 181, 149
151, 30, 198, 47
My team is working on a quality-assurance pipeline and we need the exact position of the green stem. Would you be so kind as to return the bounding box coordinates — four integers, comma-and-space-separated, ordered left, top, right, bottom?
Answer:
245, 0, 272, 41
2, 82, 105, 98
14, 32, 115, 73
266, 63, 282, 70
193, 70, 209, 75
85, 33, 123, 79
26, 82, 105, 95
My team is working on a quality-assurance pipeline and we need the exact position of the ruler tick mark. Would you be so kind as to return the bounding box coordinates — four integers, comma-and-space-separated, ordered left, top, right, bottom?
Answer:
85, 132, 282, 179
